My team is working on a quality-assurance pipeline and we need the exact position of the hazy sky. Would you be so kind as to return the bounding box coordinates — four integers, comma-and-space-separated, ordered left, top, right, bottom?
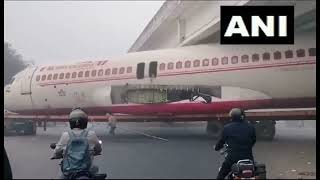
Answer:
4, 1, 164, 65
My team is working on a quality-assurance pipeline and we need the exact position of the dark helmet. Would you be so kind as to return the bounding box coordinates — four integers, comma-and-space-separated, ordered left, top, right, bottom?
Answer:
69, 107, 88, 129
229, 108, 245, 121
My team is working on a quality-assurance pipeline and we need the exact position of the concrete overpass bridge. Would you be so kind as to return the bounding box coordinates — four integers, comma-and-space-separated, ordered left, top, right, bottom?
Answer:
128, 0, 316, 53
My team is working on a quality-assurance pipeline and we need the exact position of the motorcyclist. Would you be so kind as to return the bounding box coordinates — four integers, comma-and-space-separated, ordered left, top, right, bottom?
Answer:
53, 107, 102, 178
214, 108, 256, 179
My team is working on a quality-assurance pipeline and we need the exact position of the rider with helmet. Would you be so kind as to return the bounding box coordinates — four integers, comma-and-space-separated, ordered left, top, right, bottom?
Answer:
214, 108, 256, 179
53, 107, 102, 177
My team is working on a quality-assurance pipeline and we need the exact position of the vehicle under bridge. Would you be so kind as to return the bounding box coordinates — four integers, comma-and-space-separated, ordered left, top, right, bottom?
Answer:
4, 108, 316, 141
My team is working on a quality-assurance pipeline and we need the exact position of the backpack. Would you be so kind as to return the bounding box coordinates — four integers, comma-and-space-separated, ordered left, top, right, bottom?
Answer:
61, 130, 92, 176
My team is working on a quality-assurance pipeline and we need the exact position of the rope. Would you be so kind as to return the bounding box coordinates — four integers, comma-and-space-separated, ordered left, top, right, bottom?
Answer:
89, 118, 168, 141
116, 126, 169, 142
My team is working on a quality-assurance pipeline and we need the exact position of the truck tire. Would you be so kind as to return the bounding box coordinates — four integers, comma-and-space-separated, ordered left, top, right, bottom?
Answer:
206, 121, 224, 139
24, 121, 37, 135
255, 121, 276, 141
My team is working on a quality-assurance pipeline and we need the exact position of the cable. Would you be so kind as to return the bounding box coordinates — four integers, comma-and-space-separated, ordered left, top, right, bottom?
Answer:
116, 126, 169, 142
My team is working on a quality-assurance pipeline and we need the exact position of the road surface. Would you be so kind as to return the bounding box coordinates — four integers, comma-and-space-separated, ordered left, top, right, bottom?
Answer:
4, 121, 316, 179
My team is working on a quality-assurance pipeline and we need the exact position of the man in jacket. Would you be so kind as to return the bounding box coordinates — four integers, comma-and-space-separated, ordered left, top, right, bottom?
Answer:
214, 108, 256, 179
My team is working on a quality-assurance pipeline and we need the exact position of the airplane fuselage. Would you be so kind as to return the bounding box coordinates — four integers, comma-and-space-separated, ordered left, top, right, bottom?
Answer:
4, 36, 316, 115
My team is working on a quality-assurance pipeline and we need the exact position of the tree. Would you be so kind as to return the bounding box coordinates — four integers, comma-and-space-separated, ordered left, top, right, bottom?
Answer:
4, 42, 28, 86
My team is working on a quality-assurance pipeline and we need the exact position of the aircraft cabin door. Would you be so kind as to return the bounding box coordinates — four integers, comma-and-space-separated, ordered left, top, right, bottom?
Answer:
149, 61, 158, 79
20, 67, 37, 95
136, 61, 158, 80
136, 62, 145, 79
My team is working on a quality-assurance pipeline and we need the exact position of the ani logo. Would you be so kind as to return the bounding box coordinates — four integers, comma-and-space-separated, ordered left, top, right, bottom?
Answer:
220, 6, 294, 44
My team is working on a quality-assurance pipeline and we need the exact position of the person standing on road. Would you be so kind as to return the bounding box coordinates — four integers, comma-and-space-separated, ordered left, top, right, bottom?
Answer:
106, 113, 117, 135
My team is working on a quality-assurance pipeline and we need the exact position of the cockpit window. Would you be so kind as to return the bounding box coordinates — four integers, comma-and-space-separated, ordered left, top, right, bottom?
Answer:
36, 75, 41, 82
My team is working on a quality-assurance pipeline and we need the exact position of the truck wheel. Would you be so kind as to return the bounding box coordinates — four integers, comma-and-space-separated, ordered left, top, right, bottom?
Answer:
255, 121, 276, 141
23, 121, 37, 135
16, 128, 25, 135
206, 121, 224, 139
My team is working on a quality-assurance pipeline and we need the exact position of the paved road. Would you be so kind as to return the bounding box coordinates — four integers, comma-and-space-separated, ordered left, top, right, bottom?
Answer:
4, 121, 316, 179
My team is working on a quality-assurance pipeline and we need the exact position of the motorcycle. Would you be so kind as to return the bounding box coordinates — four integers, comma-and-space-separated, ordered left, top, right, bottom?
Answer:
218, 144, 266, 179
50, 140, 107, 179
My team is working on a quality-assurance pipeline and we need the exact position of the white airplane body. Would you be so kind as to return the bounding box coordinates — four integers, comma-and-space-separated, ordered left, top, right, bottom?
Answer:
4, 36, 316, 116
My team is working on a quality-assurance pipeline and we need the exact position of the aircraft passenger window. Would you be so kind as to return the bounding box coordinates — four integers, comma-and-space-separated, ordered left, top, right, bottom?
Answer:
41, 75, 46, 81
221, 57, 228, 65
119, 67, 125, 74
252, 54, 259, 62
193, 60, 200, 67
65, 73, 70, 79
53, 74, 58, 80
105, 69, 110, 75
185, 61, 191, 68
285, 50, 293, 58
47, 74, 52, 80
59, 73, 64, 79
168, 62, 174, 70
78, 71, 83, 78
127, 67, 132, 73
212, 58, 219, 66
241, 55, 249, 63
98, 69, 104, 76
263, 53, 270, 61
112, 68, 118, 75
202, 59, 209, 66
149, 61, 158, 77
159, 63, 166, 71
274, 51, 281, 60
36, 75, 41, 81
72, 72, 77, 78
137, 63, 145, 79
308, 48, 316, 56
85, 71, 90, 77
91, 70, 97, 77
176, 61, 182, 69
231, 56, 238, 64
296, 49, 305, 57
